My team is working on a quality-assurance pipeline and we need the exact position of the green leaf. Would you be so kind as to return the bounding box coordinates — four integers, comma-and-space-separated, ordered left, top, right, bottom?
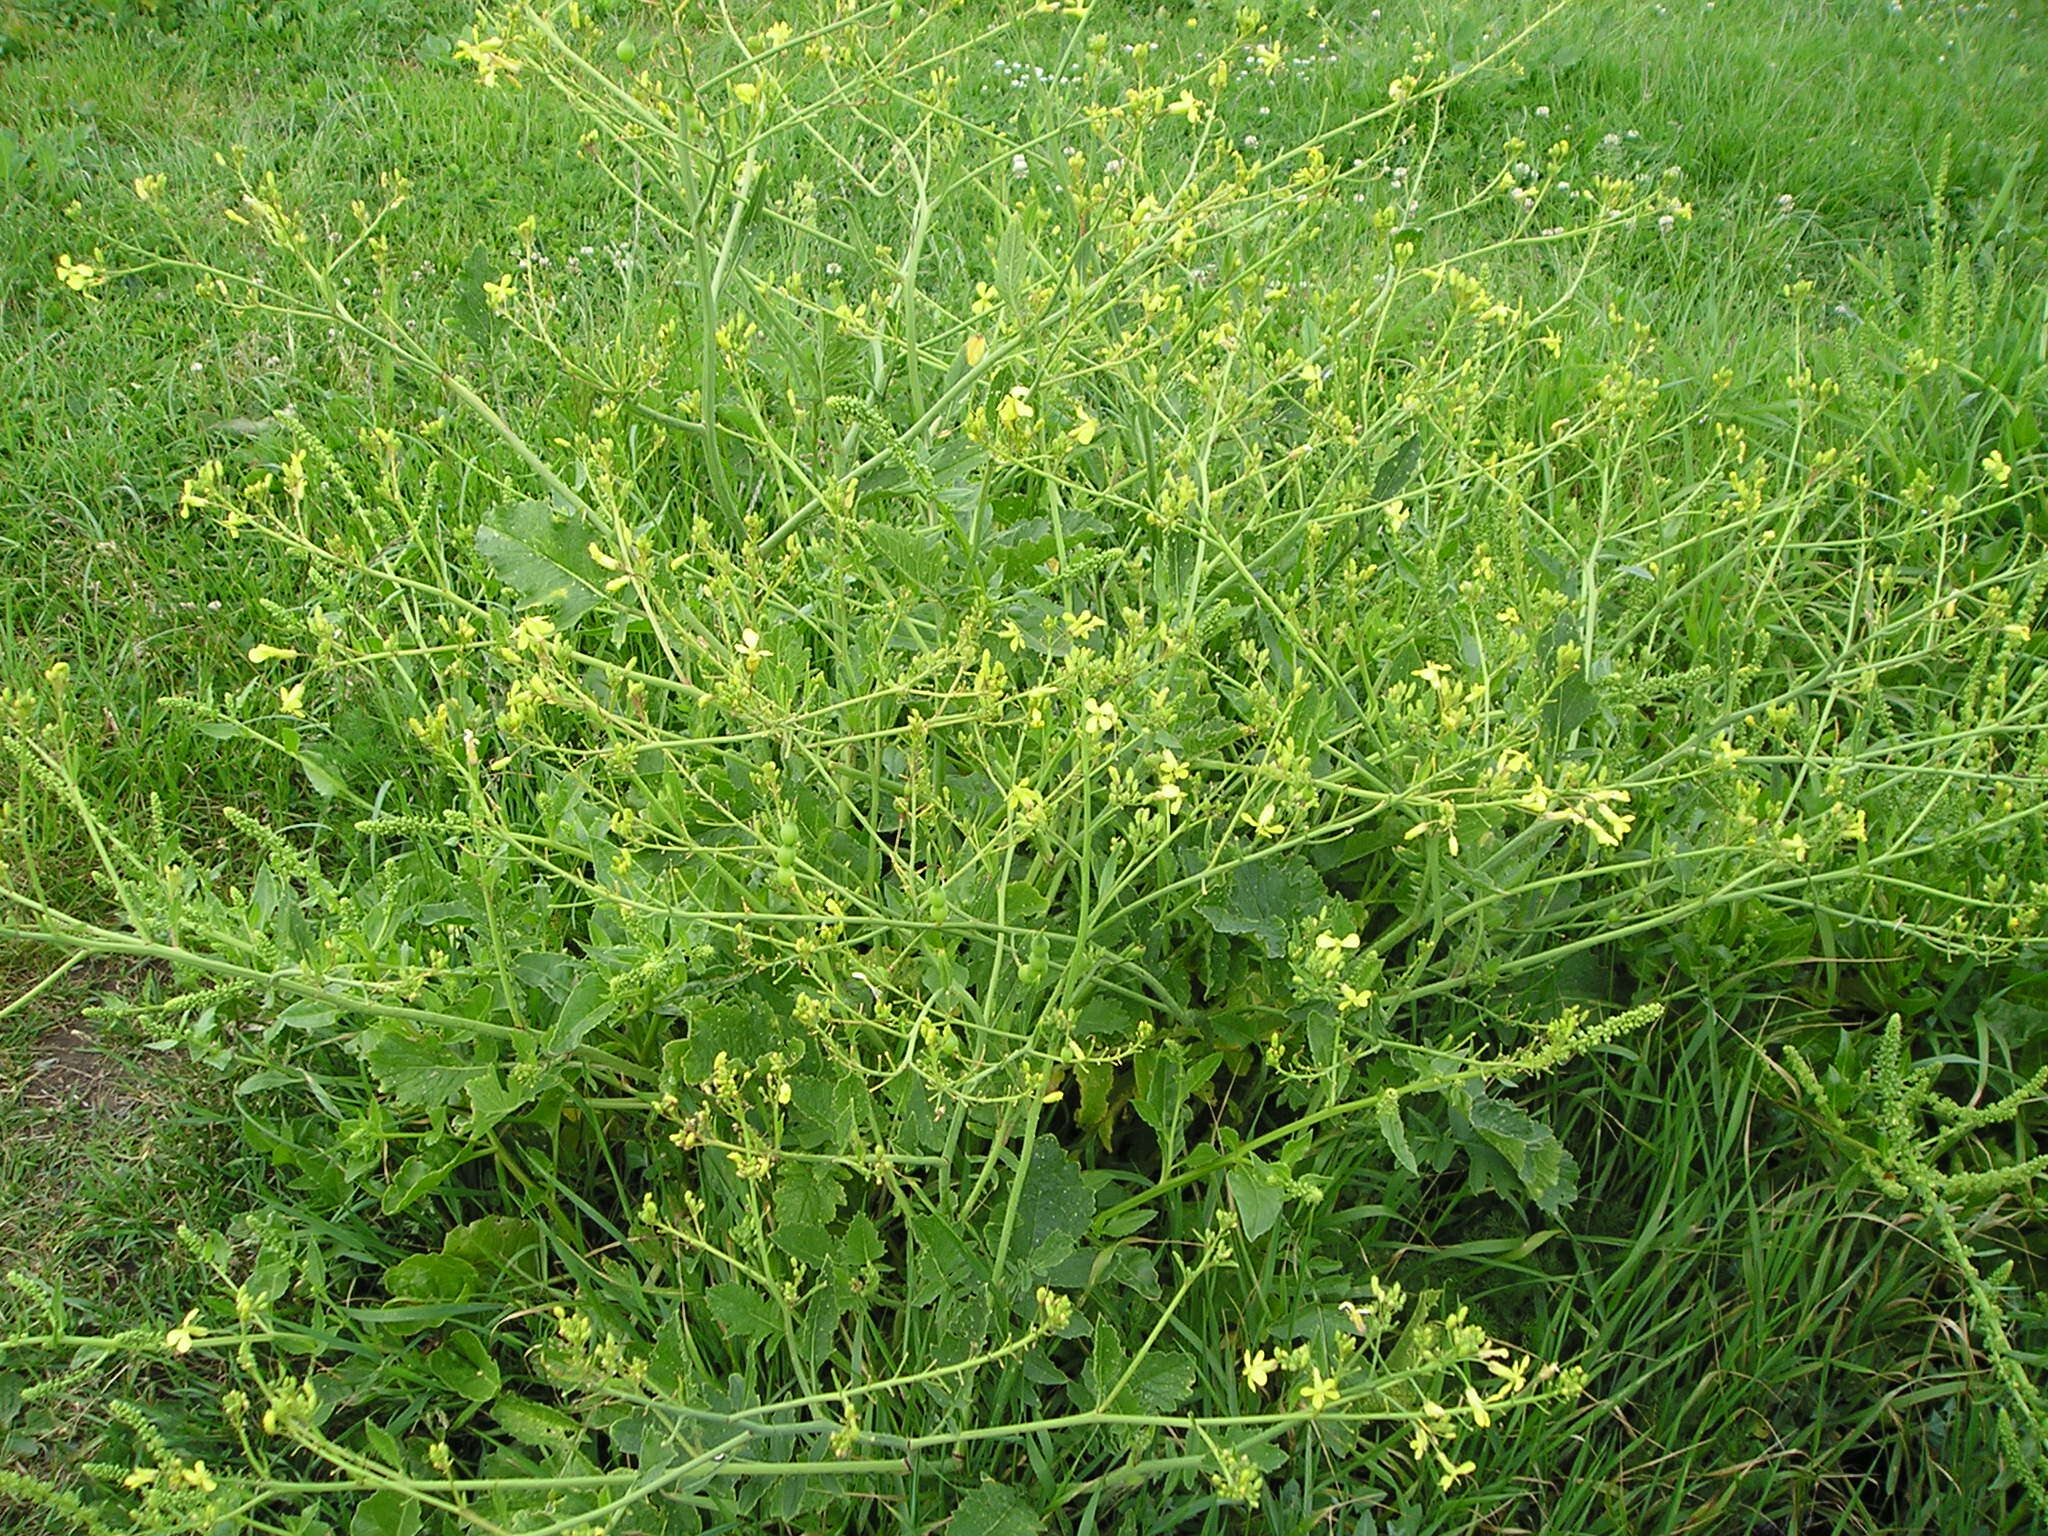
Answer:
1371, 432, 1422, 504
442, 1216, 542, 1278
1123, 1348, 1197, 1415
1196, 854, 1326, 958
492, 1393, 583, 1448
424, 1329, 502, 1403
950, 1481, 1041, 1536
1225, 1155, 1286, 1242
297, 746, 349, 800
1377, 1093, 1418, 1175
705, 1282, 783, 1344
462, 1069, 529, 1136
1010, 1135, 1093, 1279
381, 1144, 465, 1216
475, 498, 606, 626
361, 1029, 490, 1110
384, 1253, 477, 1302
1467, 1095, 1580, 1214
774, 1162, 845, 1230
350, 1490, 421, 1536
545, 971, 614, 1056
451, 243, 501, 347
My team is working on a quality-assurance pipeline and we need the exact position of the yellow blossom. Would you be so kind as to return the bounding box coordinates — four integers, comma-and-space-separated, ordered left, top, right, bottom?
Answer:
1300, 1368, 1342, 1413
54, 252, 107, 293
165, 1309, 206, 1354
997, 385, 1036, 428
965, 333, 988, 368
132, 173, 166, 201
1081, 696, 1119, 735
453, 34, 522, 88
279, 682, 306, 717
1166, 90, 1205, 124
1435, 1451, 1477, 1491
1242, 802, 1285, 837
248, 644, 301, 664
1242, 1348, 1276, 1391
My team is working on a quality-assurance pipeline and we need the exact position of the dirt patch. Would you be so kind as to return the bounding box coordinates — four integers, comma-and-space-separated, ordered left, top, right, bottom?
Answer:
6, 956, 160, 1117
24, 1021, 137, 1113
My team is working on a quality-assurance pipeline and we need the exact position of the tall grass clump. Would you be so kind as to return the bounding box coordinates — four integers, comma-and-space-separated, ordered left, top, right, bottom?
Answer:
3, 2, 2046, 1530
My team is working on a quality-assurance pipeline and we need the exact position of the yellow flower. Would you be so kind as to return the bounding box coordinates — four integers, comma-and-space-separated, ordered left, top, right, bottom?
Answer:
735, 627, 772, 673
164, 1309, 206, 1355
997, 385, 1036, 428
1242, 1348, 1276, 1391
964, 334, 988, 368
1070, 409, 1100, 446
1435, 1452, 1477, 1491
1166, 90, 1205, 124
278, 682, 306, 717
1241, 803, 1285, 837
1299, 1368, 1342, 1413
1081, 697, 1119, 735
132, 173, 166, 201
248, 644, 301, 664
54, 252, 106, 293
1982, 450, 2012, 486
452, 34, 522, 88
1465, 1384, 1492, 1429
483, 272, 517, 312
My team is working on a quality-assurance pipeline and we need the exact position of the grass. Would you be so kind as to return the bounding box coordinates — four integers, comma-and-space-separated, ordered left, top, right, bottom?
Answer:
2, 0, 2046, 1531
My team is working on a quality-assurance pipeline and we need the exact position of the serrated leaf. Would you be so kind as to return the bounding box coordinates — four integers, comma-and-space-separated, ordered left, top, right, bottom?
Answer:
463, 1069, 529, 1136
381, 1144, 464, 1216
1377, 1093, 1418, 1175
774, 1162, 845, 1230
492, 1393, 583, 1448
475, 498, 606, 626
705, 1283, 782, 1344
1467, 1095, 1580, 1214
1196, 854, 1326, 958
1074, 1060, 1119, 1148
950, 1481, 1041, 1536
1010, 1135, 1093, 1279
361, 1029, 490, 1110
1123, 1348, 1196, 1414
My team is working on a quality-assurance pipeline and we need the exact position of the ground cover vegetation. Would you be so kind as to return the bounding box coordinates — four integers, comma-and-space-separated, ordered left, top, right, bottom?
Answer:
2, 0, 2046, 1530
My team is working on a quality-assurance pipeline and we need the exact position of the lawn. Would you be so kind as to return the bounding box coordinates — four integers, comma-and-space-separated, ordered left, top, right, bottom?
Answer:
3, 0, 2046, 1532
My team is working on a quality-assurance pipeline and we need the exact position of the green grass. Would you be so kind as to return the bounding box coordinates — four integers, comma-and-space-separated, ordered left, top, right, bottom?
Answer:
2, 0, 2046, 1531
